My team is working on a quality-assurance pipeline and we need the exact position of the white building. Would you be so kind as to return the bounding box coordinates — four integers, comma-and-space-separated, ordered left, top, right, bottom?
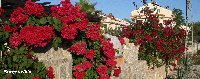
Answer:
100, 13, 130, 30
131, 2, 190, 31
131, 2, 173, 25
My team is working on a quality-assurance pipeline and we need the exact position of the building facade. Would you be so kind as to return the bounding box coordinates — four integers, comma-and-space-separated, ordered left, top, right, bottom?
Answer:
100, 13, 130, 30
130, 2, 190, 31
131, 2, 173, 25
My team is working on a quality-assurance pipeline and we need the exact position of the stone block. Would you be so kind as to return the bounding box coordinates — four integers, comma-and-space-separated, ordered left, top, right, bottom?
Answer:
35, 47, 72, 79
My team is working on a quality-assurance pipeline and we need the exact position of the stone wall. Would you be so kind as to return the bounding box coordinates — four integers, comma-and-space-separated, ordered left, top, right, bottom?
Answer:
111, 42, 167, 79
35, 38, 169, 79
35, 47, 72, 79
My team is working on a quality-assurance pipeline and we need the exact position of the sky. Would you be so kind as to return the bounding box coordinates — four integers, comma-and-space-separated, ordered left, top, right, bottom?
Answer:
37, 0, 200, 22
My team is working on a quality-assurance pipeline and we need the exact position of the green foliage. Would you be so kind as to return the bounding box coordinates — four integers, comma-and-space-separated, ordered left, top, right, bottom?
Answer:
79, 0, 96, 14
177, 55, 192, 79
172, 8, 185, 27
77, 0, 102, 23
193, 22, 200, 36
27, 16, 62, 31
52, 37, 62, 48
0, 46, 47, 79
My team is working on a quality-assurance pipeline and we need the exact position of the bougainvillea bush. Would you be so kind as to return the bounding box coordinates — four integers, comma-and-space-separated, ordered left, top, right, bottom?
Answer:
130, 7, 187, 71
0, 0, 121, 79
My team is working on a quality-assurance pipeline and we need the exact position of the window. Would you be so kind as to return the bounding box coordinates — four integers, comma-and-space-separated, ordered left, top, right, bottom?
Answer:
157, 9, 160, 13
140, 10, 144, 13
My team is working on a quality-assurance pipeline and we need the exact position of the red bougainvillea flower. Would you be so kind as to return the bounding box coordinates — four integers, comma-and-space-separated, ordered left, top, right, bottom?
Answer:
74, 64, 83, 72
86, 24, 101, 41
99, 74, 110, 79
69, 42, 87, 55
3, 25, 13, 32
105, 59, 117, 67
51, 0, 89, 33
32, 77, 40, 79
113, 67, 121, 77
61, 25, 78, 40
118, 37, 125, 45
24, 1, 44, 16
0, 7, 5, 16
134, 38, 143, 46
74, 71, 86, 79
96, 65, 108, 75
144, 35, 152, 42
133, 30, 143, 34
47, 66, 55, 78
3, 25, 18, 33
86, 49, 95, 60
74, 61, 92, 72
20, 25, 54, 47
10, 7, 28, 24
101, 40, 116, 59
82, 61, 92, 70
9, 32, 23, 48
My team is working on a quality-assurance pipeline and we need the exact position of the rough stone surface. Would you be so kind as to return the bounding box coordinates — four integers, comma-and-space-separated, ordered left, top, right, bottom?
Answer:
35, 47, 72, 79
186, 65, 200, 79
34, 41, 168, 79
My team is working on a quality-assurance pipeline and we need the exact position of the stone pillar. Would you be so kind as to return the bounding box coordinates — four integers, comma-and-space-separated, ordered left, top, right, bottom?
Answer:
35, 47, 72, 79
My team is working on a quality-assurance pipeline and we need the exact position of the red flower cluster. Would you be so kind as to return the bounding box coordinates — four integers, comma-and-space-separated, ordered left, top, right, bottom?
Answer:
74, 71, 86, 79
32, 77, 40, 79
96, 65, 108, 75
51, 0, 89, 32
0, 7, 5, 16
52, 0, 89, 40
105, 59, 117, 67
99, 74, 110, 79
118, 37, 125, 45
24, 1, 44, 16
86, 24, 101, 41
9, 32, 23, 48
3, 25, 18, 33
86, 49, 95, 60
61, 25, 78, 40
10, 7, 28, 24
163, 26, 174, 38
101, 40, 115, 59
74, 61, 92, 72
20, 25, 54, 47
47, 66, 55, 78
144, 35, 152, 42
122, 26, 133, 38
9, 26, 54, 48
113, 67, 121, 77
69, 42, 87, 55
134, 38, 143, 46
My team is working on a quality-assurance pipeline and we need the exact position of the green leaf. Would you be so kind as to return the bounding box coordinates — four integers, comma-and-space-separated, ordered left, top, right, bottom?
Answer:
53, 18, 61, 25
0, 32, 3, 38
13, 55, 18, 62
27, 17, 35, 25
40, 17, 47, 25
53, 24, 62, 31
53, 37, 62, 48
52, 18, 62, 31
4, 32, 9, 39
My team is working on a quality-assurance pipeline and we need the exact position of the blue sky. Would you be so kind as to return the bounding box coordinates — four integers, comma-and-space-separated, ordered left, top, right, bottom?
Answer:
38, 0, 200, 22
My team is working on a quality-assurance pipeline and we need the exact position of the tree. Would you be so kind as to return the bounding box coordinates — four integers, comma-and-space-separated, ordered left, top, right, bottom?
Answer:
77, 0, 102, 22
172, 8, 185, 27
193, 22, 200, 42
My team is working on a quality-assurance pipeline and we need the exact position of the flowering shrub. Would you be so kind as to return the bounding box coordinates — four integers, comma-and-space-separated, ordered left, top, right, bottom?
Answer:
0, 0, 120, 79
0, 7, 5, 16
131, 7, 187, 71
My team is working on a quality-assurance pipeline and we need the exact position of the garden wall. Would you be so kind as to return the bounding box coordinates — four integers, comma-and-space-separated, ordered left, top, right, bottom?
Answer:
35, 38, 169, 79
